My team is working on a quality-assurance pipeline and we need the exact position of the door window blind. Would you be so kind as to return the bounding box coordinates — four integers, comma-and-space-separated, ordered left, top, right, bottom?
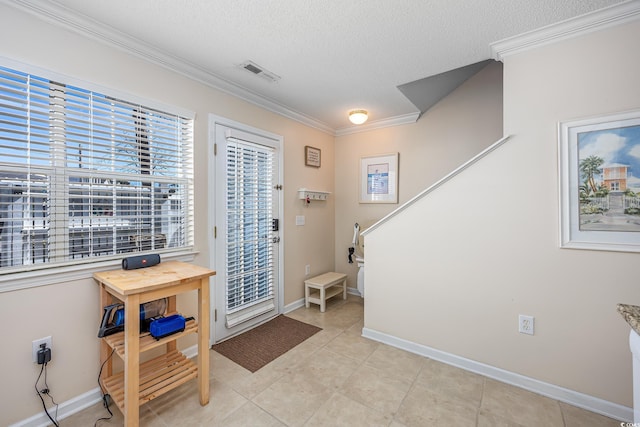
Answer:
225, 138, 275, 321
0, 65, 194, 271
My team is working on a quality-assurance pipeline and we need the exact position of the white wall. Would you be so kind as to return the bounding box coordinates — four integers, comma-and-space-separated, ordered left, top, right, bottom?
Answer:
364, 18, 640, 411
0, 5, 335, 425
334, 62, 503, 289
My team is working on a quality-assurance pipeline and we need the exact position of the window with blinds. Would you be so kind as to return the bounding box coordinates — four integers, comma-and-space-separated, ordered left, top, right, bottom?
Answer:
0, 65, 194, 271
225, 138, 275, 326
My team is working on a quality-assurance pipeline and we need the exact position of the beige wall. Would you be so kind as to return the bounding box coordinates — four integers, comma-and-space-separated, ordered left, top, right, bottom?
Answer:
364, 19, 640, 410
334, 62, 503, 290
0, 5, 334, 425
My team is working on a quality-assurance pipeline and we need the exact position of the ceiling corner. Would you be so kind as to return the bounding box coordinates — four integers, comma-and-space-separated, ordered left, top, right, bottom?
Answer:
491, 0, 640, 61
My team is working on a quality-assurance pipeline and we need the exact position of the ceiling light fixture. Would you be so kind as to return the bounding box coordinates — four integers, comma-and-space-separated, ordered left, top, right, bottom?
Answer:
349, 110, 368, 125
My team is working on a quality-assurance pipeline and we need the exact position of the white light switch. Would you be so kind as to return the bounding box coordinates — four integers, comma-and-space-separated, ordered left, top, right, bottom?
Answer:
296, 215, 305, 226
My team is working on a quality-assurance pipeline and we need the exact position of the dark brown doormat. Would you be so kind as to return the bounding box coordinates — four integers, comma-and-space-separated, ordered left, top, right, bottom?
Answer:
212, 315, 322, 372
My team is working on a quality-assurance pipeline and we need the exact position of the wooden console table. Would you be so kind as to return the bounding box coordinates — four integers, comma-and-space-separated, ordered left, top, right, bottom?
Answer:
94, 260, 215, 426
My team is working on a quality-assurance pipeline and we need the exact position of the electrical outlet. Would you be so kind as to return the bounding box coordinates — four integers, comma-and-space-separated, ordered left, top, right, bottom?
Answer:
305, 265, 310, 276
518, 315, 534, 335
32, 336, 52, 363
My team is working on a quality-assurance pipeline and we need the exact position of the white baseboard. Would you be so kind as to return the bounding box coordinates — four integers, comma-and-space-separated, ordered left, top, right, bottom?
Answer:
182, 343, 198, 359
362, 327, 632, 422
10, 387, 103, 427
347, 286, 362, 297
283, 297, 305, 313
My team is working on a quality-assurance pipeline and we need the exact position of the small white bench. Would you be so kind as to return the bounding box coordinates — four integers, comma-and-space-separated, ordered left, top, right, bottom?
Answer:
304, 272, 347, 312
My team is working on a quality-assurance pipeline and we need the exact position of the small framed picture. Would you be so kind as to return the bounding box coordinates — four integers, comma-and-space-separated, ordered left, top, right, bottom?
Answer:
305, 146, 321, 167
359, 153, 398, 203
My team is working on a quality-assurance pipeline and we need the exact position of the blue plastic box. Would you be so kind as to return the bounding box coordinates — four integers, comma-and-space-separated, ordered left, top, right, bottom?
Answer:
150, 314, 186, 339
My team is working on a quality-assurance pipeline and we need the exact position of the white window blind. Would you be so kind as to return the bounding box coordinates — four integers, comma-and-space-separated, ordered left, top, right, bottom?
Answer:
0, 65, 194, 272
225, 138, 274, 319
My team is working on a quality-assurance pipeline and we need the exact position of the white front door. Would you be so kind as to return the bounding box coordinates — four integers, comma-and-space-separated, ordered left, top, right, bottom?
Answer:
210, 117, 283, 343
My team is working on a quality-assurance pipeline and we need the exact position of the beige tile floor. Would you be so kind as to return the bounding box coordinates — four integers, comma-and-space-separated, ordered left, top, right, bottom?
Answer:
66, 295, 621, 426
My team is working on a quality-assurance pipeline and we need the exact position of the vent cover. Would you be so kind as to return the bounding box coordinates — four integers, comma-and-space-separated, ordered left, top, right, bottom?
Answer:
239, 60, 281, 83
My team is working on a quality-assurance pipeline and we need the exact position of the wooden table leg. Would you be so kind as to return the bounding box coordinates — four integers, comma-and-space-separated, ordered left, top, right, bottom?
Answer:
124, 294, 140, 427
99, 285, 113, 379
342, 279, 347, 300
198, 277, 210, 406
166, 295, 177, 353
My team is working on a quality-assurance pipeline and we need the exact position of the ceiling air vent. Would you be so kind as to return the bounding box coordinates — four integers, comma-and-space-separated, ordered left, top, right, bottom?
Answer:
239, 60, 281, 83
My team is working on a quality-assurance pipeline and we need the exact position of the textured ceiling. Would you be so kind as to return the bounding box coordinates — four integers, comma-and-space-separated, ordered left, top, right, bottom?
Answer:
20, 0, 626, 132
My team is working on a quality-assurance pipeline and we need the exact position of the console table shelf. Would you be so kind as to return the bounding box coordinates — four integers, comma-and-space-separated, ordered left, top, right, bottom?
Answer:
102, 316, 198, 359
94, 261, 215, 427
102, 349, 198, 411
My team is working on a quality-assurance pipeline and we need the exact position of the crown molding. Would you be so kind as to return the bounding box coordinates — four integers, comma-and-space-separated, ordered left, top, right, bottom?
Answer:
491, 0, 640, 61
335, 112, 421, 137
3, 0, 336, 135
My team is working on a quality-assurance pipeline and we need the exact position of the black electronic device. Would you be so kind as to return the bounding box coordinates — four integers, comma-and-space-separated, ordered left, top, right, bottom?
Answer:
97, 298, 167, 338
37, 344, 51, 365
122, 254, 161, 270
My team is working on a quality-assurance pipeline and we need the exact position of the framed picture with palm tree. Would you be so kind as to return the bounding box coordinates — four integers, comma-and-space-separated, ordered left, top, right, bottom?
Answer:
559, 109, 640, 252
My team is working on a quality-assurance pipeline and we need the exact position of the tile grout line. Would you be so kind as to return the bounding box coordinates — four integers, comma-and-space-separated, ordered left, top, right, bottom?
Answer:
299, 313, 365, 427
559, 399, 568, 427
391, 353, 429, 425
475, 376, 487, 427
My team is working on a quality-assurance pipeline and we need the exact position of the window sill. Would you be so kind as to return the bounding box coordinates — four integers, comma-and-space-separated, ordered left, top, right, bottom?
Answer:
0, 250, 198, 293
